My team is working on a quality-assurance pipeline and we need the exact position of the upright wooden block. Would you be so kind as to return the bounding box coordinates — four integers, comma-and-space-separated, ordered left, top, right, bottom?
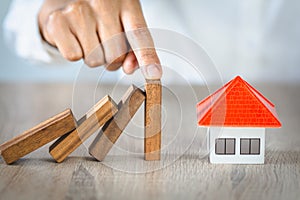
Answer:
49, 95, 118, 163
144, 79, 162, 160
0, 109, 77, 164
89, 85, 145, 161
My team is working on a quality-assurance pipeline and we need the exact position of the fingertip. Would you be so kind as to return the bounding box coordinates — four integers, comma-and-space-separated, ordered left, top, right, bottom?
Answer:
123, 63, 138, 74
123, 58, 138, 74
84, 59, 103, 68
122, 51, 138, 74
63, 49, 83, 61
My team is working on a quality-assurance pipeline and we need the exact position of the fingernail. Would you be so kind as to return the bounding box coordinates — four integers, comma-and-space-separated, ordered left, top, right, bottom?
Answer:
142, 64, 162, 79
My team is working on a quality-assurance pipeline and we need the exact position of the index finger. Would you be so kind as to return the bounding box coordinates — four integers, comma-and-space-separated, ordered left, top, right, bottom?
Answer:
121, 0, 162, 80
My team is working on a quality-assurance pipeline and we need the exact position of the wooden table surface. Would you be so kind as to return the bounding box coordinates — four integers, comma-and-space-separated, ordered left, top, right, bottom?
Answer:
0, 82, 299, 200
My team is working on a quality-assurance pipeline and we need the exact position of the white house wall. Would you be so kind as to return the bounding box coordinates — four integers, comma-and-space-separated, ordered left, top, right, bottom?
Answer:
208, 127, 265, 164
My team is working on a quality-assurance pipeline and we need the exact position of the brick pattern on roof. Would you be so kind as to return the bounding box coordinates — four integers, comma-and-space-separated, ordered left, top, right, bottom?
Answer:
197, 76, 281, 127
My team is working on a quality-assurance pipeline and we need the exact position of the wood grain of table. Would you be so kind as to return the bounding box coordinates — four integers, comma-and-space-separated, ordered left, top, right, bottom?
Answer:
0, 82, 299, 200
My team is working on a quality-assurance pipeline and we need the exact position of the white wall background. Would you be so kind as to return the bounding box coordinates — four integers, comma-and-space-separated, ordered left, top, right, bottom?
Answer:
1, 0, 300, 84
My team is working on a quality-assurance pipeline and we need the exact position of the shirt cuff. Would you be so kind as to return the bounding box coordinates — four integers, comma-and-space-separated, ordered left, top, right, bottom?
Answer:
2, 0, 68, 65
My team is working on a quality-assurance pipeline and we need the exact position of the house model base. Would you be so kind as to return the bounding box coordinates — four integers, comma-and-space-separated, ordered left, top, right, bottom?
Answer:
208, 127, 265, 164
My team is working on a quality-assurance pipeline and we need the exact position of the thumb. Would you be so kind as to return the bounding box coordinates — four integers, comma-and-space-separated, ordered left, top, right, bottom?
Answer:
121, 2, 162, 79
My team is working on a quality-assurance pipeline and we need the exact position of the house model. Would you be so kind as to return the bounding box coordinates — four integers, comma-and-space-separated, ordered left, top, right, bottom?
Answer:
196, 76, 281, 164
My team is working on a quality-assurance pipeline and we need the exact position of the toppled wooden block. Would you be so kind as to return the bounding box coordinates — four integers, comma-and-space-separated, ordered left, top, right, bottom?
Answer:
49, 95, 118, 163
89, 85, 145, 161
0, 109, 77, 164
144, 79, 162, 160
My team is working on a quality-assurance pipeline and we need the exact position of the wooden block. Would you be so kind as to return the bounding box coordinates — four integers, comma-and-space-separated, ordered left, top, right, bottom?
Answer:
144, 79, 162, 160
89, 85, 145, 161
0, 109, 77, 164
49, 95, 118, 163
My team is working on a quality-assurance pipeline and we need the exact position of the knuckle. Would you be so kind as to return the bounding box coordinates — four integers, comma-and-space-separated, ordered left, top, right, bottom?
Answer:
129, 22, 147, 30
84, 46, 105, 67
47, 11, 65, 27
139, 49, 159, 65
46, 11, 66, 36
65, 1, 95, 28
103, 41, 127, 65
128, 24, 150, 39
64, 51, 82, 61
85, 59, 105, 68
67, 1, 90, 15
126, 27, 153, 48
140, 49, 157, 59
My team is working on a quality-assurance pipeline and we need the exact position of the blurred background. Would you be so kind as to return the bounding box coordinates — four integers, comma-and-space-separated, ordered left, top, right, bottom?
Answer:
0, 0, 299, 84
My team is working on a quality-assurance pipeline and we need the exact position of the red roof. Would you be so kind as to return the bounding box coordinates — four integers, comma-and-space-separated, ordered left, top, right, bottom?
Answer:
197, 76, 281, 127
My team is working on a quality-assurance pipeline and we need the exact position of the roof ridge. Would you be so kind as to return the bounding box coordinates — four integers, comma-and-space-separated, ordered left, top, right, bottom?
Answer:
240, 78, 281, 127
199, 76, 240, 125
196, 79, 233, 107
196, 79, 233, 123
242, 78, 275, 107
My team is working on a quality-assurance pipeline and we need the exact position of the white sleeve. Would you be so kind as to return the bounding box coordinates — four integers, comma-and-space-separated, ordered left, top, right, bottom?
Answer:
2, 0, 67, 65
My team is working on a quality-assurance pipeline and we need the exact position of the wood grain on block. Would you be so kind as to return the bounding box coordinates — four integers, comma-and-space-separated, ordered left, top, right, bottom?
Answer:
144, 79, 162, 160
0, 109, 77, 164
49, 95, 118, 163
89, 85, 145, 161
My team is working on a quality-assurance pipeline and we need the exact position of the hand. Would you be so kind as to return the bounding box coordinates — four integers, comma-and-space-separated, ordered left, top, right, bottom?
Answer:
38, 0, 162, 79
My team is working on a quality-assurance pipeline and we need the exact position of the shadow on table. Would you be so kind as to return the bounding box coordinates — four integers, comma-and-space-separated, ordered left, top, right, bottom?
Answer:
0, 156, 96, 166
0, 151, 298, 166
265, 150, 300, 165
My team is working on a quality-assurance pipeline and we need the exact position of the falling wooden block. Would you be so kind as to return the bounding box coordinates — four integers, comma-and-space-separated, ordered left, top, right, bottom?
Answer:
49, 95, 118, 163
0, 109, 77, 164
89, 85, 145, 161
144, 79, 162, 160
